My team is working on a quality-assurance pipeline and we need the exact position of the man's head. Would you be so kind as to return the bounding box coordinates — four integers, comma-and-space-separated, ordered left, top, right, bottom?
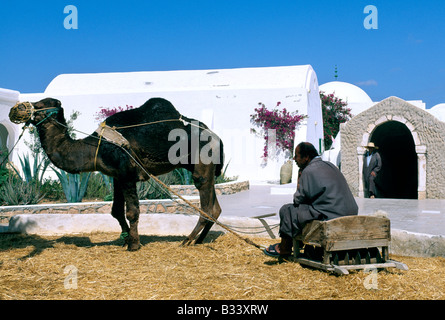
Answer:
365, 142, 378, 154
293, 142, 318, 169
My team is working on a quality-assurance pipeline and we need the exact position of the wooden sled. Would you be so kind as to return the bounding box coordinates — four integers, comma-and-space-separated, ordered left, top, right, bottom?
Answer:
292, 215, 409, 275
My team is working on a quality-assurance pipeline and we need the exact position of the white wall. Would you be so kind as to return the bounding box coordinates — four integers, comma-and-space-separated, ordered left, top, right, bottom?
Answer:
9, 65, 324, 183
0, 88, 20, 163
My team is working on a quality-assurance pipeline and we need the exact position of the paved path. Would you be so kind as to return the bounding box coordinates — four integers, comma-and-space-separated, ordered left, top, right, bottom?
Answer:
2, 182, 444, 257
218, 183, 445, 236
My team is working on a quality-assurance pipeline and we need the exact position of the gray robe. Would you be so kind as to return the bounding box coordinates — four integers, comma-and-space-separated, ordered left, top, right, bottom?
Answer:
363, 151, 382, 198
279, 157, 358, 238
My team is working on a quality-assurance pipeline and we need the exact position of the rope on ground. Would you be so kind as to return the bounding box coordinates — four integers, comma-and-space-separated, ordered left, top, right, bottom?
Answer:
145, 171, 264, 250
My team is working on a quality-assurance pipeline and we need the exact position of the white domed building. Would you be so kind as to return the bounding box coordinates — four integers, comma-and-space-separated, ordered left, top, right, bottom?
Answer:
428, 103, 445, 122
319, 81, 375, 167
319, 81, 374, 116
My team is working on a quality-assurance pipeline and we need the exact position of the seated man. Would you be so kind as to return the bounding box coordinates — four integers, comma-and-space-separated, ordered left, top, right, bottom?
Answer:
264, 142, 358, 258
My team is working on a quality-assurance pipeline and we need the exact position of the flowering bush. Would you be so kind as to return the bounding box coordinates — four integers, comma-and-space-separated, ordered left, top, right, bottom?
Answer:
320, 92, 353, 150
250, 102, 307, 161
95, 105, 134, 122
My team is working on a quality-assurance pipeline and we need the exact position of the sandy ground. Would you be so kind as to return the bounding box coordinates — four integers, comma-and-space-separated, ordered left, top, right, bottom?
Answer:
1, 232, 444, 300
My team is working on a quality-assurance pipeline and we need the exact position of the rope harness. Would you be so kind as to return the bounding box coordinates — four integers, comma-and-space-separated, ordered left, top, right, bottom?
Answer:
2, 102, 60, 167
7, 101, 275, 250
9, 101, 58, 125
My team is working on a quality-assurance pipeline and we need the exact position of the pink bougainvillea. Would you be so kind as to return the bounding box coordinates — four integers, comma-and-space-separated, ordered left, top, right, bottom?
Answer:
250, 102, 307, 160
95, 105, 134, 122
320, 91, 353, 150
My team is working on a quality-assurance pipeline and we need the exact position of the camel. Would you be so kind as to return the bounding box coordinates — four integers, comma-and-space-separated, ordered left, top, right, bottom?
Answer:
10, 97, 224, 251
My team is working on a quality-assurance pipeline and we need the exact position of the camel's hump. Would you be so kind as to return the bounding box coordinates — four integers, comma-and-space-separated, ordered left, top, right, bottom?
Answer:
140, 98, 180, 114
105, 98, 181, 126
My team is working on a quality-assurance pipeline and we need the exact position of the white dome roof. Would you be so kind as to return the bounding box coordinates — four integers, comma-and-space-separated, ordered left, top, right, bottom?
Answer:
319, 81, 373, 104
428, 103, 445, 122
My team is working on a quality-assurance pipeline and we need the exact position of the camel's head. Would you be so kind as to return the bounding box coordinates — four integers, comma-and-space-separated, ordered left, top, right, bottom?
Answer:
9, 98, 61, 126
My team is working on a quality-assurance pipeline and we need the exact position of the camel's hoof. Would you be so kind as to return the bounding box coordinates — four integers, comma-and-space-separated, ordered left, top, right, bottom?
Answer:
127, 243, 141, 251
181, 238, 195, 246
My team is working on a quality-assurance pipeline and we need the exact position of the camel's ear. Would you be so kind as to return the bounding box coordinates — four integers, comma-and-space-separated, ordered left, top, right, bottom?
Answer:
54, 99, 62, 108
31, 98, 61, 109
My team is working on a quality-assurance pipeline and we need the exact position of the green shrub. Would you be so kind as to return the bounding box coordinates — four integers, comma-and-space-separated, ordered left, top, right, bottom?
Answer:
215, 160, 237, 184
0, 176, 45, 205
137, 173, 176, 200
173, 168, 193, 185
39, 178, 65, 201
0, 166, 8, 189
0, 153, 48, 206
85, 172, 113, 201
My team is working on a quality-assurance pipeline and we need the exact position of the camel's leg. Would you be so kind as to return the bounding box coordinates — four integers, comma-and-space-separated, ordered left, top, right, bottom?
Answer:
121, 180, 141, 251
183, 164, 222, 245
111, 180, 130, 245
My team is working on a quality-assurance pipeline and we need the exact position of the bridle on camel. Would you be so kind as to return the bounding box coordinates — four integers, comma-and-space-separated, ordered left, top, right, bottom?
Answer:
1, 102, 60, 167
9, 101, 59, 126
7, 102, 272, 250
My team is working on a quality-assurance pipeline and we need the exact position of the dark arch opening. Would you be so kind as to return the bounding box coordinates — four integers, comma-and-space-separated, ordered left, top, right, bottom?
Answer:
370, 121, 418, 199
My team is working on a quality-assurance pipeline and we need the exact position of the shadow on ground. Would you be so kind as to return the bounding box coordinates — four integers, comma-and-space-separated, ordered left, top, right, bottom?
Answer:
0, 231, 224, 260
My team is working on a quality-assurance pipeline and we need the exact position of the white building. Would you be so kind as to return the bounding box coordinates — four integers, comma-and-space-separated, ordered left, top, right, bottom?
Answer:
1, 65, 323, 182
428, 103, 445, 122
318, 81, 443, 168
0, 88, 20, 162
319, 81, 375, 116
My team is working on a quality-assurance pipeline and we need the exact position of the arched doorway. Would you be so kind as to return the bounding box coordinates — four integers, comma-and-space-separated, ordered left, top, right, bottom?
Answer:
370, 121, 418, 199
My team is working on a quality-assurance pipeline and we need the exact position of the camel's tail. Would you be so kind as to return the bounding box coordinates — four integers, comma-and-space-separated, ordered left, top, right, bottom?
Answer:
215, 139, 224, 177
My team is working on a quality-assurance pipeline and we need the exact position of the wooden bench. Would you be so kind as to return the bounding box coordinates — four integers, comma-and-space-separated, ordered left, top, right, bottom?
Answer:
292, 215, 408, 275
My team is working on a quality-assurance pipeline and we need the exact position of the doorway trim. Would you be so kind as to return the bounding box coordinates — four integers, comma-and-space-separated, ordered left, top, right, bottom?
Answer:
356, 115, 427, 199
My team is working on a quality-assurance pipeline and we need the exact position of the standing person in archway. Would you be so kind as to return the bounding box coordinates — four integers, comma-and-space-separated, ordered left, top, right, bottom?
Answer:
363, 142, 382, 198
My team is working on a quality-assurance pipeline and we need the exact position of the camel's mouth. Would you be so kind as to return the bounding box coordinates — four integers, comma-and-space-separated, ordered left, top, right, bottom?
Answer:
9, 101, 34, 124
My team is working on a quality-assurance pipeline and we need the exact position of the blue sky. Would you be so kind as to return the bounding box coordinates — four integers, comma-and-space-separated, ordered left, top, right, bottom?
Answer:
1, 0, 444, 108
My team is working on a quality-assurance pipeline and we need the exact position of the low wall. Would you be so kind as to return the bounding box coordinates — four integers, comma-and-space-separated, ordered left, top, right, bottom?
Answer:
0, 197, 200, 224
390, 229, 445, 258
7, 213, 279, 239
0, 180, 249, 224
170, 180, 249, 196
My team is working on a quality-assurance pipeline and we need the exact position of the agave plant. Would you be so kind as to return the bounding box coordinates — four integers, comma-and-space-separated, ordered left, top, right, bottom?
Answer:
214, 160, 237, 184
0, 176, 45, 205
0, 153, 49, 206
173, 168, 194, 185
52, 168, 91, 203
136, 173, 176, 200
12, 153, 50, 184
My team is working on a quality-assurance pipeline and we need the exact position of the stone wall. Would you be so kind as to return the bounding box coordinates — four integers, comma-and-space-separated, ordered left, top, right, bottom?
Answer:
0, 198, 200, 224
0, 180, 249, 224
170, 180, 249, 196
341, 96, 445, 199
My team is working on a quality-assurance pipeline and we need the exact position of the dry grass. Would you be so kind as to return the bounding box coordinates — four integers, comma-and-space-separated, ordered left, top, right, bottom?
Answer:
0, 232, 444, 300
